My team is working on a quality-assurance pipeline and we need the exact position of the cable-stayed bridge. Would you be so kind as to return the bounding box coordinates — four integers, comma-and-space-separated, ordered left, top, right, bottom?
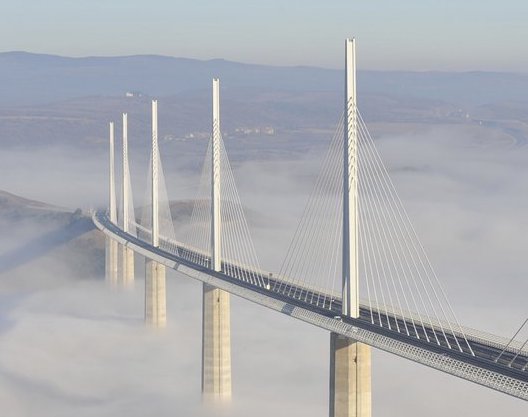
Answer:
93, 39, 528, 416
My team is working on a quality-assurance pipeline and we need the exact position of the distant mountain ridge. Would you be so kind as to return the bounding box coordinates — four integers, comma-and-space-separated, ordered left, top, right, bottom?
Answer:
1, 51, 528, 106
0, 189, 71, 223
0, 51, 340, 105
0, 189, 65, 211
0, 189, 101, 278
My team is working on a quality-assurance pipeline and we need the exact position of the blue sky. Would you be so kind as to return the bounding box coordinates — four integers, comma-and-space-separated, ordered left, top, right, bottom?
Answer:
2, 0, 528, 71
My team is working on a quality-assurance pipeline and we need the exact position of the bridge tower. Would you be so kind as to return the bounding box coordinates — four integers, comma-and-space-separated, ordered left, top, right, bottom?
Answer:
330, 38, 372, 417
121, 113, 135, 287
105, 122, 119, 287
202, 78, 232, 401
145, 100, 167, 327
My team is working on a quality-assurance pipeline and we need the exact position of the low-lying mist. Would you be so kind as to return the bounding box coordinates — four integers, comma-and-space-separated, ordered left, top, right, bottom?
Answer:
0, 120, 527, 416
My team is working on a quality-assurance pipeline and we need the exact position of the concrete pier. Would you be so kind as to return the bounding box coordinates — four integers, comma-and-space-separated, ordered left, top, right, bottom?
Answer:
145, 259, 166, 327
105, 237, 118, 287
329, 334, 371, 417
121, 246, 135, 288
202, 283, 232, 400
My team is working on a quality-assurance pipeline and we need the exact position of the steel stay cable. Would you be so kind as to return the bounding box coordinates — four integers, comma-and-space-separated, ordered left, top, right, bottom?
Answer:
192, 140, 212, 266
191, 145, 210, 266
302, 121, 346, 304
358, 202, 376, 324
358, 118, 443, 345
358, 112, 465, 351
219, 151, 251, 283
358, 123, 425, 339
283, 135, 343, 300
312, 138, 343, 307
276, 113, 345, 294
220, 139, 263, 286
358, 163, 401, 332
358, 119, 439, 342
357, 114, 458, 347
358, 172, 393, 328
358, 132, 382, 324
277, 116, 345, 297
359, 130, 414, 335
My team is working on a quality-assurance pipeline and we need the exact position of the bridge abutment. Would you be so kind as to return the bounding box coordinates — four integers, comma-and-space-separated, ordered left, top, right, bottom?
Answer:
145, 259, 166, 327
202, 283, 232, 401
329, 333, 371, 417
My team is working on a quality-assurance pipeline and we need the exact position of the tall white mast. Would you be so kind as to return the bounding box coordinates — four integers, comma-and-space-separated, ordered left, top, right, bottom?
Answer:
109, 122, 117, 224
342, 38, 359, 318
211, 78, 222, 272
122, 113, 129, 233
151, 100, 159, 247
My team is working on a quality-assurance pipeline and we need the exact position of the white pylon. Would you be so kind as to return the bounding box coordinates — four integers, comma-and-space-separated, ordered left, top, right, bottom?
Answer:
211, 78, 222, 272
122, 113, 130, 234
342, 38, 359, 319
106, 121, 119, 287
121, 112, 134, 287
151, 100, 159, 248
145, 100, 166, 327
109, 122, 117, 224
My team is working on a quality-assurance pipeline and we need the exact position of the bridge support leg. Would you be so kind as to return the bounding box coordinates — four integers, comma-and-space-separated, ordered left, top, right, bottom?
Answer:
121, 246, 135, 288
329, 333, 371, 417
145, 259, 166, 327
202, 283, 231, 401
105, 237, 118, 287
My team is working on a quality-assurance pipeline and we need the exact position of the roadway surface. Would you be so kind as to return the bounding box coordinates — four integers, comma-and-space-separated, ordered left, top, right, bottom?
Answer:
95, 211, 528, 393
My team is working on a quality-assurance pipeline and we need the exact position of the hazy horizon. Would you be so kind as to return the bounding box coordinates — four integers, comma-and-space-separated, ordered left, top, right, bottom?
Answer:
2, 1, 528, 72
2, 50, 528, 75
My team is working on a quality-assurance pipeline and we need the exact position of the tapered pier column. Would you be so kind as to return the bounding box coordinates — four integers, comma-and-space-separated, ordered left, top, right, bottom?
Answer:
105, 122, 119, 287
121, 113, 135, 288
331, 38, 371, 417
202, 283, 231, 398
145, 100, 167, 327
145, 260, 166, 326
202, 78, 232, 401
330, 334, 371, 417
105, 237, 119, 286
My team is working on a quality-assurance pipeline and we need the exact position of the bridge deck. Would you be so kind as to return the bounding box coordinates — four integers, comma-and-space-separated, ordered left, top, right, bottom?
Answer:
93, 211, 528, 401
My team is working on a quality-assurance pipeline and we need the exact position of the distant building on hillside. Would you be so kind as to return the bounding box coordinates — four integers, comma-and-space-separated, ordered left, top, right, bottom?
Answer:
234, 126, 275, 136
125, 91, 144, 98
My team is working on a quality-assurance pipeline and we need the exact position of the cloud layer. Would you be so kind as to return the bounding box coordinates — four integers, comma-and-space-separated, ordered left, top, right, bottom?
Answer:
1, 121, 527, 416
